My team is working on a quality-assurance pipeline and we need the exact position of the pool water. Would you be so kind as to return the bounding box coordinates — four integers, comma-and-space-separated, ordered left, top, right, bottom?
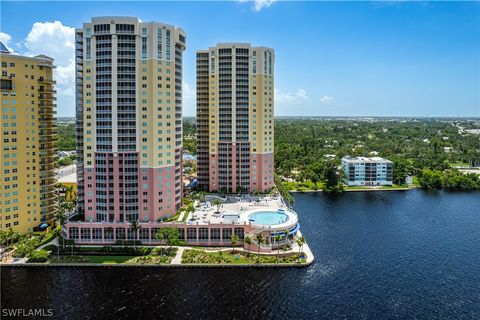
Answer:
249, 211, 289, 225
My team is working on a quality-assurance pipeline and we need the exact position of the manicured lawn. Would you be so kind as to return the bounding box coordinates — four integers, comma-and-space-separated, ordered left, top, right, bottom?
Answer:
85, 255, 136, 264
345, 184, 411, 191
52, 255, 137, 264
182, 249, 304, 264
49, 248, 177, 264
450, 161, 470, 167
282, 180, 324, 192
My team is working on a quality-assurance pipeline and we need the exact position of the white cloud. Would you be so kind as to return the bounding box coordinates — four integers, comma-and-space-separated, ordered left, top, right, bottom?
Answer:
0, 32, 13, 52
275, 88, 310, 104
239, 0, 277, 12
254, 0, 276, 11
24, 21, 75, 116
183, 81, 196, 116
320, 96, 335, 104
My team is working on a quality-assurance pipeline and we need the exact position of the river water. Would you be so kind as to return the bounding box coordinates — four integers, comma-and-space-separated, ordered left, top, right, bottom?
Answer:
2, 190, 479, 319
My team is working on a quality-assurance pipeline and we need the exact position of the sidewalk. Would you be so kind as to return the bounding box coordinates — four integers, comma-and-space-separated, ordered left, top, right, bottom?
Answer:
37, 237, 59, 250
171, 247, 184, 265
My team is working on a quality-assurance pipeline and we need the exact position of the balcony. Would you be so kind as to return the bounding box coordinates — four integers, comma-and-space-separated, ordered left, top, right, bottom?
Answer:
38, 78, 56, 84
1, 78, 13, 90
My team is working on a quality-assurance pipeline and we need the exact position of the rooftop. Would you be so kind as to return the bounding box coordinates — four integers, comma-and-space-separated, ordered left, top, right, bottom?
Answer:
57, 164, 77, 183
342, 156, 392, 164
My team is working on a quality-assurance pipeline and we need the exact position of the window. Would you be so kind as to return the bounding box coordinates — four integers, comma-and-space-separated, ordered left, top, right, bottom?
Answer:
94, 24, 110, 34
116, 24, 134, 33
166, 29, 171, 60
142, 37, 147, 59
86, 38, 91, 59
157, 28, 162, 59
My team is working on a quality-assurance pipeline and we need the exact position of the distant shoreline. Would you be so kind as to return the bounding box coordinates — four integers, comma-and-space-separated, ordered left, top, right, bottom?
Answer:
290, 186, 414, 193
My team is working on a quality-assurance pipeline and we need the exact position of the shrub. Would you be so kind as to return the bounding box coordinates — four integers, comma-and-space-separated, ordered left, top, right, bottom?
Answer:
56, 256, 90, 263
27, 250, 50, 263
14, 237, 42, 257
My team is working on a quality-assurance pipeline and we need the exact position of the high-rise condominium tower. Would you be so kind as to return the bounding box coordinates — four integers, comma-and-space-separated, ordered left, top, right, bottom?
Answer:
196, 43, 275, 193
0, 44, 57, 233
75, 17, 186, 223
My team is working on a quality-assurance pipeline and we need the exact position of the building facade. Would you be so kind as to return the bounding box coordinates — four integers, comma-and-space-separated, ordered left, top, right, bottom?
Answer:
341, 156, 393, 186
75, 17, 186, 224
0, 45, 57, 233
196, 43, 275, 193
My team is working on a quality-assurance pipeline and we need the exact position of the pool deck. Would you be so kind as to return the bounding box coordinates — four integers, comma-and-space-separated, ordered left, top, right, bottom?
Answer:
189, 196, 288, 225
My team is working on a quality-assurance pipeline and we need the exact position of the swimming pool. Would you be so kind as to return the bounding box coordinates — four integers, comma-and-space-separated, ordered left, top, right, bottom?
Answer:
248, 210, 289, 225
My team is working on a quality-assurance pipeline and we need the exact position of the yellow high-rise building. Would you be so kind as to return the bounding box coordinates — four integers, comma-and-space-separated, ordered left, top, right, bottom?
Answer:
0, 43, 58, 234
196, 43, 275, 193
74, 17, 186, 224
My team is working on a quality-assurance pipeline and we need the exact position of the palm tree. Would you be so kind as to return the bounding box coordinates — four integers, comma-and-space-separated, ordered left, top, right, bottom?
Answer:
219, 186, 227, 197
296, 236, 306, 262
0, 231, 7, 247
1, 228, 19, 249
54, 210, 68, 249
212, 199, 222, 213
65, 201, 75, 214
197, 191, 207, 204
118, 232, 126, 246
56, 183, 67, 198
274, 234, 282, 263
155, 230, 165, 258
236, 185, 243, 194
255, 233, 265, 262
129, 220, 141, 249
195, 191, 207, 206
244, 236, 252, 256
104, 226, 113, 242
64, 185, 77, 201
230, 233, 239, 253
283, 229, 290, 243
6, 228, 16, 247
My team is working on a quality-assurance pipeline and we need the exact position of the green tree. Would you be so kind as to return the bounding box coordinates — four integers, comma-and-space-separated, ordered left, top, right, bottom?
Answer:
104, 227, 114, 244
231, 233, 239, 253
274, 234, 282, 263
64, 185, 77, 201
54, 209, 68, 249
129, 220, 141, 248
255, 233, 265, 262
198, 191, 207, 203
212, 199, 222, 213
155, 230, 165, 258
323, 161, 344, 194
219, 186, 227, 196
158, 227, 180, 250
296, 236, 306, 262
244, 236, 253, 255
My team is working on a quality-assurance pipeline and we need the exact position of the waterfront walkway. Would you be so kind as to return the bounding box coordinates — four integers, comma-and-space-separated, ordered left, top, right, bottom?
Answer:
3, 236, 314, 266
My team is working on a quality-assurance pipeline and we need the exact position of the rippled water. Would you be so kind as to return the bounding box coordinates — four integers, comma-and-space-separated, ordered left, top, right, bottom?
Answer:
2, 190, 480, 319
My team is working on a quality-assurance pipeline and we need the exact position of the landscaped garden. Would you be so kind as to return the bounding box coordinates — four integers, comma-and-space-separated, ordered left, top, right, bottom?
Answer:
32, 246, 178, 264
181, 249, 305, 265
0, 227, 59, 260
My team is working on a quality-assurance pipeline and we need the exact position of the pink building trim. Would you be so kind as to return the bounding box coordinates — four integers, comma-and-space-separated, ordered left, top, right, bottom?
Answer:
251, 152, 274, 192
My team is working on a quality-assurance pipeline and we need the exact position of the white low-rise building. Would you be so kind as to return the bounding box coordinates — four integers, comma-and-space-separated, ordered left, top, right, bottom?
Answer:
341, 156, 393, 186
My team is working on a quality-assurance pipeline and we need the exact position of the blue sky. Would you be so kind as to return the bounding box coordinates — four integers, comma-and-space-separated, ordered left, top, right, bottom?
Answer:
1, 1, 479, 117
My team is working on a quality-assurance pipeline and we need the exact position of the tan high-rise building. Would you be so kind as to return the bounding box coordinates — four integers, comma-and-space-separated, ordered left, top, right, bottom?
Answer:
74, 17, 186, 224
196, 43, 275, 193
0, 43, 57, 233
